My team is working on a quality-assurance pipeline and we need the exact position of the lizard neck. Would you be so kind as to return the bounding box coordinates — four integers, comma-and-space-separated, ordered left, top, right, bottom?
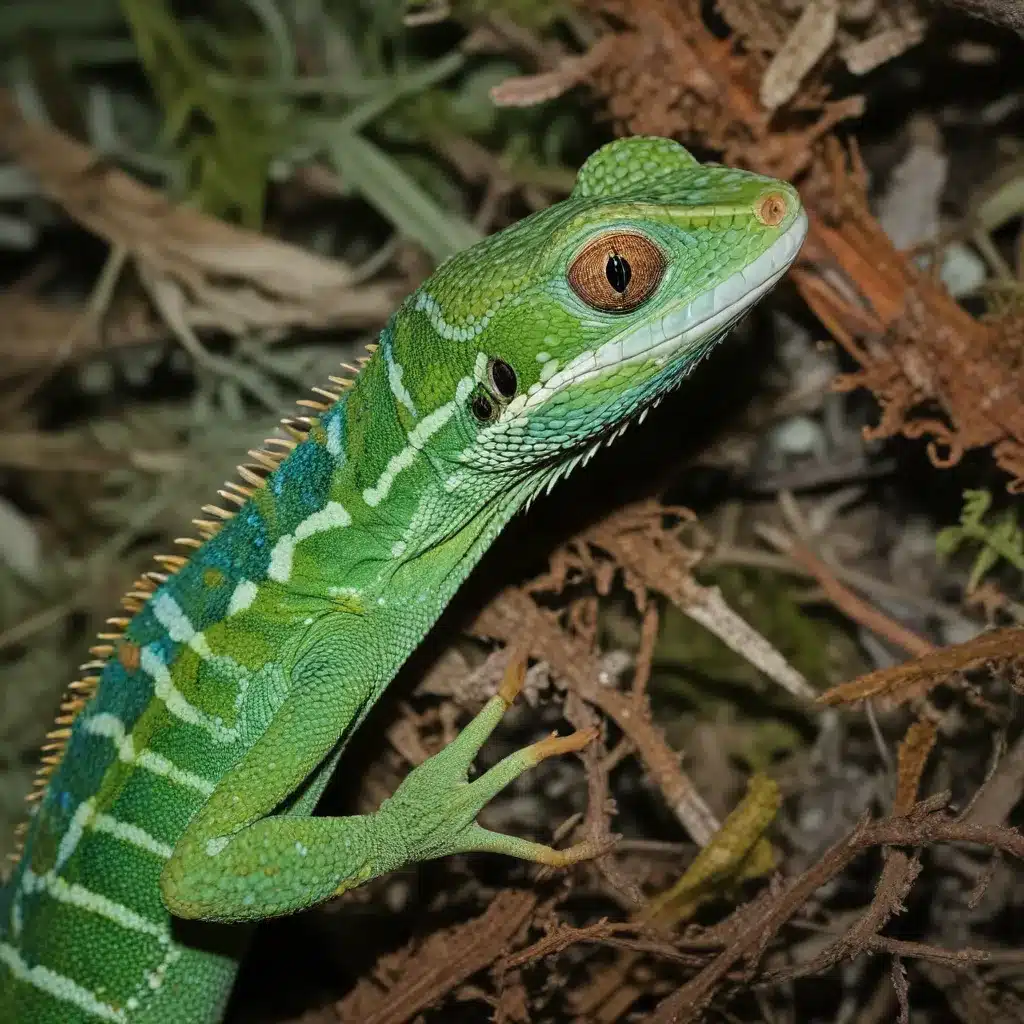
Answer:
234, 334, 530, 617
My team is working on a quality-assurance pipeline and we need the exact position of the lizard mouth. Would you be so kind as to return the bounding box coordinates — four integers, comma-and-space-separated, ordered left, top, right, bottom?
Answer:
512, 206, 809, 418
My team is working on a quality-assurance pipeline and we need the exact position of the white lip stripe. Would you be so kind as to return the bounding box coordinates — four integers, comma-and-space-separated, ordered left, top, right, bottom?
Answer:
82, 713, 215, 796
21, 869, 168, 942
0, 941, 127, 1022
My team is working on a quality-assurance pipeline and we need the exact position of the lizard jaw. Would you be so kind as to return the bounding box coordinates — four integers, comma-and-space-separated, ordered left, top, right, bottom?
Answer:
509, 206, 809, 419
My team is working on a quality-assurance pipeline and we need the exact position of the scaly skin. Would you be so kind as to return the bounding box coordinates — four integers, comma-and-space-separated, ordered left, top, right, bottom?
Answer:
0, 136, 807, 1022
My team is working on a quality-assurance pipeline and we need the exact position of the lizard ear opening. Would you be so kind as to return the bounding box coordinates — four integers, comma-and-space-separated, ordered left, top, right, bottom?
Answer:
568, 231, 665, 313
470, 388, 499, 423
571, 136, 699, 199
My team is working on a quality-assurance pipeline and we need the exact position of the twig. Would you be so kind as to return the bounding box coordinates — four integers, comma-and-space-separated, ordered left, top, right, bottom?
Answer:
328, 890, 537, 1024
474, 588, 722, 846
818, 627, 1024, 706
586, 505, 815, 702
756, 523, 935, 658
646, 806, 1024, 1023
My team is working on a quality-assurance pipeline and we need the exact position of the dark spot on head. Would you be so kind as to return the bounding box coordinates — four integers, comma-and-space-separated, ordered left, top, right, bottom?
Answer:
489, 359, 517, 399
204, 568, 225, 589
118, 642, 141, 671
471, 392, 496, 422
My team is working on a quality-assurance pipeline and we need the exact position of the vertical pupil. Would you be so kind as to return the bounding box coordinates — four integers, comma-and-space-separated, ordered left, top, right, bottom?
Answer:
606, 254, 631, 293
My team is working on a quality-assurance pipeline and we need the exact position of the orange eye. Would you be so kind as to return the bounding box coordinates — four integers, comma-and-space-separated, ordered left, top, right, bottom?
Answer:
567, 231, 665, 313
754, 192, 787, 226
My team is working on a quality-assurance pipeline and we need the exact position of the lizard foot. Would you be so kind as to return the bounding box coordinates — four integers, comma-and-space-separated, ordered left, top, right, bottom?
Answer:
375, 653, 603, 869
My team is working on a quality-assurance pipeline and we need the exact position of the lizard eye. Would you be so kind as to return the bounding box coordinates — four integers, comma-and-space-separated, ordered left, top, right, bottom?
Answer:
488, 358, 517, 399
568, 231, 665, 313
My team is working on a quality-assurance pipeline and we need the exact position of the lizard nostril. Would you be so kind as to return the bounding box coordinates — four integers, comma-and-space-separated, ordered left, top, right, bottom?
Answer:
754, 191, 788, 227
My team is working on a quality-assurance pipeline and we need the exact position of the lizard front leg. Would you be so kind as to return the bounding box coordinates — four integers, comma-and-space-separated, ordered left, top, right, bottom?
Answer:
160, 617, 599, 923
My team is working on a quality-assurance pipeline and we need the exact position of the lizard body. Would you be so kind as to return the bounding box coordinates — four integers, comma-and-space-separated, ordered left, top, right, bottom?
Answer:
0, 136, 807, 1023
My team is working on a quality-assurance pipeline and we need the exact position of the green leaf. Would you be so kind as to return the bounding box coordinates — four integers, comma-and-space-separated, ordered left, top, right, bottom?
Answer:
322, 129, 481, 262
936, 489, 1024, 591
968, 544, 1001, 592
960, 489, 992, 527
935, 526, 964, 559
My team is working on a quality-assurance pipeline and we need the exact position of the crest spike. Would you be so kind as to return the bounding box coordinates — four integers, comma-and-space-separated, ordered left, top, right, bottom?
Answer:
218, 490, 247, 508
247, 450, 280, 472
263, 437, 296, 452
236, 466, 266, 488
154, 554, 188, 572
201, 505, 235, 521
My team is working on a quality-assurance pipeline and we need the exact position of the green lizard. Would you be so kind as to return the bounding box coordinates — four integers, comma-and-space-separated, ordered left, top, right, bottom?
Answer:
0, 135, 807, 1023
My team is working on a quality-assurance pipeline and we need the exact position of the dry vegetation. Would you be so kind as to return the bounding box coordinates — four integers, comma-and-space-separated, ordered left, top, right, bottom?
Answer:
0, 1, 1023, 1021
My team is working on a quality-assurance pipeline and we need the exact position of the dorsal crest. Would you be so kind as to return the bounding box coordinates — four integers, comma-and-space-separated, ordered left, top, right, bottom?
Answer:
12, 342, 378, 841
571, 136, 699, 199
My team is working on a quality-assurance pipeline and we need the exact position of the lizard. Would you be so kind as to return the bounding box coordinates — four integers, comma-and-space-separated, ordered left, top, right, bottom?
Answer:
0, 134, 807, 1023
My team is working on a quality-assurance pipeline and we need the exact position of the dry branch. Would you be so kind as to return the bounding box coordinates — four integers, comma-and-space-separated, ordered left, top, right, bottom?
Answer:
474, 587, 722, 846
819, 627, 1024, 706
323, 890, 537, 1024
646, 806, 1024, 1023
0, 90, 400, 370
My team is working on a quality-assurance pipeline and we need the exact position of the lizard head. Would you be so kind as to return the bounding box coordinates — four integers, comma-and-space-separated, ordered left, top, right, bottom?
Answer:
391, 135, 807, 486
